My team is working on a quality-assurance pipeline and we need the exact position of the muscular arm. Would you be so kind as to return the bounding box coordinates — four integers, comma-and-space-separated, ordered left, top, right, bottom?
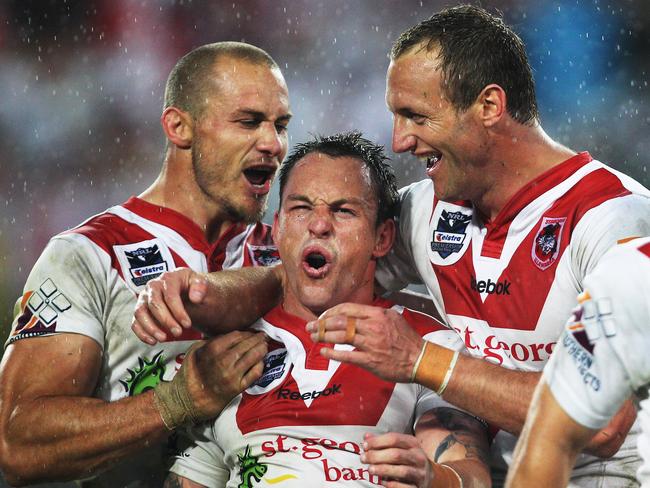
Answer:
362, 406, 491, 487
133, 266, 284, 344
0, 329, 266, 485
440, 350, 635, 457
310, 303, 635, 458
0, 334, 168, 485
505, 381, 596, 488
417, 407, 491, 488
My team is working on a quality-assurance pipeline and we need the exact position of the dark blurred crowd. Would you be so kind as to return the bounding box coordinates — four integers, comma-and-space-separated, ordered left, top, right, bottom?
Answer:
1, 0, 649, 331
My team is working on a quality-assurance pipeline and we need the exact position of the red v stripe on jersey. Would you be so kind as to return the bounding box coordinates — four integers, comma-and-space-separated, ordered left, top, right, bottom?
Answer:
437, 163, 633, 331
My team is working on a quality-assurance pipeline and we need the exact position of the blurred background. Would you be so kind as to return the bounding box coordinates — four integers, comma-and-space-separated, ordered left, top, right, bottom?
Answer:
0, 0, 648, 486
1, 0, 649, 340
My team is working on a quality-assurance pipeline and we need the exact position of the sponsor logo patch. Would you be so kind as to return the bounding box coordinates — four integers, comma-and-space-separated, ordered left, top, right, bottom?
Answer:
125, 245, 168, 286
10, 279, 71, 343
276, 383, 342, 401
470, 277, 511, 295
531, 216, 566, 270
256, 349, 288, 388
114, 239, 175, 293
430, 210, 472, 259
249, 245, 281, 267
247, 347, 290, 395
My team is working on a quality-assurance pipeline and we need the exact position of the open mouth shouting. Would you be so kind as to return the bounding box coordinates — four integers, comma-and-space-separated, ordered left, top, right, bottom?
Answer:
420, 150, 442, 177
243, 165, 277, 195
302, 246, 333, 278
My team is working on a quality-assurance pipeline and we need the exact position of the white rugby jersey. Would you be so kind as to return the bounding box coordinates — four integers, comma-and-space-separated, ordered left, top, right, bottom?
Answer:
170, 299, 464, 487
7, 196, 278, 488
376, 153, 650, 485
545, 237, 650, 486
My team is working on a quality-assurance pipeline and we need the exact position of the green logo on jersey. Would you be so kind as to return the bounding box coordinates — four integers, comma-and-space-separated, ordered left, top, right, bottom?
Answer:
237, 445, 268, 488
120, 350, 166, 396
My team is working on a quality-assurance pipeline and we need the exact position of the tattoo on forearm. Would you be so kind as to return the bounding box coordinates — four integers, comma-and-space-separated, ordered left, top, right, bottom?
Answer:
163, 473, 185, 488
431, 407, 491, 465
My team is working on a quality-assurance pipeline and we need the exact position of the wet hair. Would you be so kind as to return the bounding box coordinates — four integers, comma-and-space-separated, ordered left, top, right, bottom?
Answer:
163, 41, 279, 118
278, 131, 399, 225
391, 4, 538, 125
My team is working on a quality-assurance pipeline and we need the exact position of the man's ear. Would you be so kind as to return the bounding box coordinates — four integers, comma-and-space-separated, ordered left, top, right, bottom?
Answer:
475, 84, 507, 128
372, 218, 396, 259
161, 107, 193, 149
271, 211, 280, 244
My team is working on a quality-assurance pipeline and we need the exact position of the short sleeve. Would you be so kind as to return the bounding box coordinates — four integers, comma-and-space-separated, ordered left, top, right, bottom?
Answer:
169, 423, 229, 487
6, 233, 109, 349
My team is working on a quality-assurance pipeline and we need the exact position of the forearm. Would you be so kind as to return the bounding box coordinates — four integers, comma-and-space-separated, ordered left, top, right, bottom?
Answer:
443, 459, 491, 488
506, 440, 577, 488
188, 265, 283, 334
506, 381, 597, 488
2, 392, 167, 484
437, 351, 540, 435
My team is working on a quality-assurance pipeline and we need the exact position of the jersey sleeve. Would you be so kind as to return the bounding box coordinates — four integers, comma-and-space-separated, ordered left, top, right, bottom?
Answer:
376, 182, 427, 291
570, 192, 650, 281
544, 325, 630, 430
543, 242, 647, 429
169, 423, 229, 487
6, 233, 109, 349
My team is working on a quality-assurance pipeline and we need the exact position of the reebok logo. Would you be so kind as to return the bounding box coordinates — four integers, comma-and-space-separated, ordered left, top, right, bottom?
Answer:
470, 277, 511, 295
277, 384, 342, 401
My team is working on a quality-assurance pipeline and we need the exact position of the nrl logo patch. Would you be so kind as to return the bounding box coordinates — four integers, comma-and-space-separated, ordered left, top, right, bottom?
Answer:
532, 217, 566, 270
430, 210, 472, 259
247, 348, 288, 394
114, 239, 175, 292
248, 245, 281, 267
126, 244, 168, 286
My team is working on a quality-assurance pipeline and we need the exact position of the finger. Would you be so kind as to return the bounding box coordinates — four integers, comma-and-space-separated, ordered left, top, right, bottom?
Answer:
318, 302, 378, 320
131, 319, 159, 345
224, 333, 269, 365
132, 303, 168, 342
366, 463, 418, 485
319, 348, 371, 366
364, 432, 419, 451
364, 447, 421, 467
232, 340, 269, 379
239, 359, 266, 390
205, 330, 259, 353
307, 315, 366, 344
381, 481, 413, 488
161, 276, 193, 329
188, 274, 209, 304
146, 284, 185, 337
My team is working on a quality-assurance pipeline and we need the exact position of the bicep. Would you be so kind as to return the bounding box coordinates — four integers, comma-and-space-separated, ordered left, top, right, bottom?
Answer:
1, 334, 102, 405
415, 407, 490, 465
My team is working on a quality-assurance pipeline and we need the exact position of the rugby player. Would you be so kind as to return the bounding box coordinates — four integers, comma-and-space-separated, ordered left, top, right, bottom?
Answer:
506, 237, 650, 486
0, 42, 290, 486
166, 132, 491, 488
132, 6, 650, 486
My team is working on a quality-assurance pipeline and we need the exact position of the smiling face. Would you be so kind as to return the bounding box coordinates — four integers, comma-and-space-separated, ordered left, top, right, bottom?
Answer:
191, 57, 291, 223
273, 153, 394, 319
386, 46, 491, 203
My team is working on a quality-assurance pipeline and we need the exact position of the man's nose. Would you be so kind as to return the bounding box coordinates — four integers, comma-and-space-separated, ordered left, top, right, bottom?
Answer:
392, 116, 417, 154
